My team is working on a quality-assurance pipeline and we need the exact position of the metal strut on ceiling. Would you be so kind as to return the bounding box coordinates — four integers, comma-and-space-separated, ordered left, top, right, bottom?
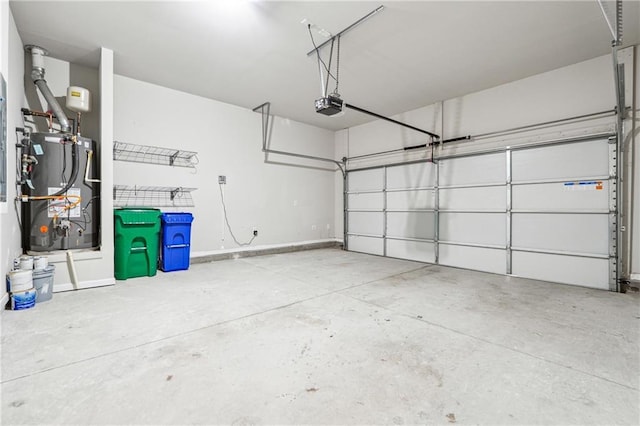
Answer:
345, 103, 440, 140
306, 5, 385, 57
252, 102, 346, 178
253, 101, 348, 251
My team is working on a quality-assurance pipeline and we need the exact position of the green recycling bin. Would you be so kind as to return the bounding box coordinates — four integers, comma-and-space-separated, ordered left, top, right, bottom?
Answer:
114, 208, 162, 280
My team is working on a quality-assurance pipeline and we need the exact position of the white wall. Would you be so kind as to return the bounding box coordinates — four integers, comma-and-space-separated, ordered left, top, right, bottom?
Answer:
113, 75, 336, 255
0, 0, 6, 75
345, 53, 618, 169
340, 49, 639, 282
98, 48, 114, 287
0, 6, 26, 306
0, 0, 10, 306
632, 45, 640, 280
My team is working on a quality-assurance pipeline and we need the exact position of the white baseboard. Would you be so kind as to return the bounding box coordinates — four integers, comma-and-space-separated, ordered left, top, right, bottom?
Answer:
1, 292, 9, 310
631, 273, 640, 282
53, 278, 115, 293
191, 238, 342, 259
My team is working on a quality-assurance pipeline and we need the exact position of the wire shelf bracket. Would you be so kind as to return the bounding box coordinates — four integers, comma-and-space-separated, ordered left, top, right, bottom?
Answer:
113, 141, 199, 168
113, 185, 197, 208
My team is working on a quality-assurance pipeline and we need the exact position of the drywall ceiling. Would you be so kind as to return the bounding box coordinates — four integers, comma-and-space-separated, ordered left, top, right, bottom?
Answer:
9, 1, 640, 131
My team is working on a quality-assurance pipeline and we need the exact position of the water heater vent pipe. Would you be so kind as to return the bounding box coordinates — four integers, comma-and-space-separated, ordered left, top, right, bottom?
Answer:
25, 45, 71, 133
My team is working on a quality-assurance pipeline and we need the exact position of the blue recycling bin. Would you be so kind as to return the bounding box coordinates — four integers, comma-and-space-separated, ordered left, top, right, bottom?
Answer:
160, 213, 194, 272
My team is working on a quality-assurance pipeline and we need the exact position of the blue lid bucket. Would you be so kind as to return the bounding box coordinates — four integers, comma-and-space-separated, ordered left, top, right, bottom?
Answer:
10, 289, 36, 310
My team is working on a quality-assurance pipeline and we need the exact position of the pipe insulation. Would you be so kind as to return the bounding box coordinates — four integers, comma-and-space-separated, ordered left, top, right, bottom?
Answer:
66, 251, 79, 290
27, 45, 71, 133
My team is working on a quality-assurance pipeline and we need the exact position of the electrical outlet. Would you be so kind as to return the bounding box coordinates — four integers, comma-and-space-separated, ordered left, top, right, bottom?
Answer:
218, 175, 226, 184
311, 225, 317, 231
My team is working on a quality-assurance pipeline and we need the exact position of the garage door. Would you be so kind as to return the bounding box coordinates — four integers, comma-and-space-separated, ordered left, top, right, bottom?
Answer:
346, 136, 616, 290
438, 152, 507, 275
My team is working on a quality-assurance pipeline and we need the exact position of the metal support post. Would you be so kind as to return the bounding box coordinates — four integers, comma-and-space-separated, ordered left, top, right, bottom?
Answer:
608, 136, 619, 290
383, 166, 388, 256
434, 161, 440, 264
506, 149, 513, 274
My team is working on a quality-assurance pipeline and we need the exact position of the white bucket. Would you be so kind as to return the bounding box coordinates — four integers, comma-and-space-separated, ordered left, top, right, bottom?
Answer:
19, 256, 34, 270
6, 270, 33, 293
10, 289, 37, 310
33, 256, 48, 270
33, 265, 55, 303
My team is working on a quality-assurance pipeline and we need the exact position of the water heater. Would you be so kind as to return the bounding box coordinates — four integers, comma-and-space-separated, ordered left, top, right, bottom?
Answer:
21, 132, 100, 252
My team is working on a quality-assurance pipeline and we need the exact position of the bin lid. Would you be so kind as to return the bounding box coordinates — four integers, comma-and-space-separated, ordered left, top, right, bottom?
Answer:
114, 208, 161, 225
161, 212, 194, 224
33, 265, 55, 277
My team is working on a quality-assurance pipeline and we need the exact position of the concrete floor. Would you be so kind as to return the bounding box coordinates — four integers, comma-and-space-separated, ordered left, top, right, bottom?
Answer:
1, 248, 639, 425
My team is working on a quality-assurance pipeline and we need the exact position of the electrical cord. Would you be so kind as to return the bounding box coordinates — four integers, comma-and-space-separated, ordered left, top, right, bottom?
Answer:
77, 196, 99, 229
14, 198, 22, 229
61, 139, 67, 187
83, 195, 99, 213
15, 130, 25, 179
70, 219, 87, 232
218, 183, 256, 247
52, 138, 78, 197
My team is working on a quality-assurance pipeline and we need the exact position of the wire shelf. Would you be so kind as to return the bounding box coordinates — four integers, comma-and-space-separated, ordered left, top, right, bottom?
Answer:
113, 141, 198, 168
113, 185, 197, 208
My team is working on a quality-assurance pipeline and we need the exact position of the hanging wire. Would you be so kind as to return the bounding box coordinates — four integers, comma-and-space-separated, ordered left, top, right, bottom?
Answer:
218, 184, 256, 247
333, 35, 341, 96
308, 25, 338, 86
14, 198, 22, 229
325, 38, 335, 97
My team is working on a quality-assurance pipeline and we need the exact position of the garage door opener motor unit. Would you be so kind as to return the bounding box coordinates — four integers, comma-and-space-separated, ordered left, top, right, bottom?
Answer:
308, 7, 440, 143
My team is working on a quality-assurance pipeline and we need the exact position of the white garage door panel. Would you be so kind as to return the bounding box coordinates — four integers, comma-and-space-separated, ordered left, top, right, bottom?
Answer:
348, 192, 384, 210
512, 251, 609, 290
387, 212, 435, 239
387, 239, 435, 263
348, 235, 384, 256
346, 136, 614, 291
439, 212, 506, 246
513, 181, 609, 211
512, 213, 609, 255
439, 244, 506, 274
348, 212, 383, 236
349, 169, 384, 191
439, 153, 506, 186
386, 163, 436, 189
440, 186, 506, 211
512, 139, 609, 182
387, 190, 434, 210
